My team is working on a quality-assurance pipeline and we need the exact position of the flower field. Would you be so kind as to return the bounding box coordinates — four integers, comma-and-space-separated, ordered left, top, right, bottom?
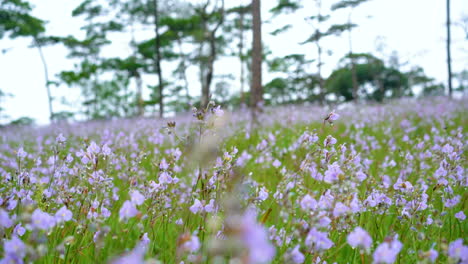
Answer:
1, 97, 467, 263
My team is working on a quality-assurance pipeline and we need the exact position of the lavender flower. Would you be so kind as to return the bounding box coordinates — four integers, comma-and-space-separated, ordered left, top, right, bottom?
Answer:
189, 199, 203, 214
3, 236, 26, 261
241, 210, 276, 263
0, 209, 13, 228
305, 228, 334, 251
372, 235, 403, 264
55, 206, 73, 223
290, 245, 305, 263
300, 194, 317, 211
347, 227, 372, 251
455, 211, 466, 221
447, 239, 468, 262
119, 200, 139, 221
130, 190, 145, 206
31, 209, 56, 230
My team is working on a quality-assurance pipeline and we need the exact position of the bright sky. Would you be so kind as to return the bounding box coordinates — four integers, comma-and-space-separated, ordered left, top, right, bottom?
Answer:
0, 0, 467, 124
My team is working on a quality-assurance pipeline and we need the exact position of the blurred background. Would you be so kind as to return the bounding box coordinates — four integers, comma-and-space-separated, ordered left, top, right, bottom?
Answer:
0, 0, 467, 125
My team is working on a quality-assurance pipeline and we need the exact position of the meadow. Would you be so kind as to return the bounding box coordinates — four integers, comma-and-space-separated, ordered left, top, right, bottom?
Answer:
0, 97, 467, 264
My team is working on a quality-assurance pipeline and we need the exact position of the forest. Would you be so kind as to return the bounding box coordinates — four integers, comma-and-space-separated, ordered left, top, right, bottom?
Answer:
0, 1, 467, 264
0, 0, 466, 125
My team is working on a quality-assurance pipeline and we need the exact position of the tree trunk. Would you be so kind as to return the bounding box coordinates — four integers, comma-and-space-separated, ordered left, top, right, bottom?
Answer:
34, 38, 54, 121
201, 31, 217, 108
347, 13, 358, 101
446, 0, 453, 97
239, 9, 245, 106
200, 0, 224, 109
176, 37, 191, 104
251, 0, 262, 111
315, 38, 325, 104
153, 0, 164, 117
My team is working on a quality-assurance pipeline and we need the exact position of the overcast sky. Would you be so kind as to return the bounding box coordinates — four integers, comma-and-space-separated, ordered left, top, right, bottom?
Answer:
0, 0, 467, 124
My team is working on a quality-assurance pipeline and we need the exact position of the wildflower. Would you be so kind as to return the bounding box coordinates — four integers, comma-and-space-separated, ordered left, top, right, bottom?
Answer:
112, 241, 148, 264
272, 159, 281, 168
213, 105, 224, 117
0, 209, 13, 228
181, 234, 200, 252
290, 245, 305, 264
130, 190, 145, 206
347, 227, 372, 251
356, 170, 367, 182
55, 206, 73, 223
241, 210, 276, 263
3, 236, 26, 260
102, 144, 112, 155
325, 110, 340, 124
444, 195, 461, 208
324, 163, 343, 183
372, 235, 403, 264
204, 199, 217, 213
31, 209, 55, 230
333, 202, 350, 218
300, 194, 317, 211
17, 147, 27, 158
324, 135, 337, 147
422, 249, 438, 263
56, 133, 66, 143
448, 239, 468, 261
305, 228, 334, 251
258, 187, 269, 201
13, 224, 25, 236
119, 200, 139, 221
190, 199, 203, 214
87, 141, 101, 154
455, 211, 466, 221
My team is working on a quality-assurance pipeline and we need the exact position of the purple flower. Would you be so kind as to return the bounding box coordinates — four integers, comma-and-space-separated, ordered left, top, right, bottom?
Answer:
290, 245, 305, 263
241, 210, 276, 263
347, 227, 372, 251
130, 190, 145, 206
372, 235, 403, 264
56, 133, 66, 143
13, 224, 25, 236
324, 135, 337, 147
87, 141, 101, 154
119, 200, 139, 221
31, 209, 55, 230
204, 199, 216, 213
356, 170, 367, 182
4, 236, 26, 260
17, 147, 27, 158
444, 195, 461, 208
0, 209, 13, 228
112, 241, 147, 264
455, 211, 466, 221
324, 163, 343, 183
213, 105, 224, 117
333, 202, 350, 218
305, 228, 334, 251
272, 159, 281, 168
448, 239, 468, 261
300, 194, 317, 211
159, 171, 173, 184
55, 206, 73, 223
425, 249, 438, 263
258, 187, 269, 201
190, 199, 203, 214
102, 144, 112, 156
181, 234, 200, 252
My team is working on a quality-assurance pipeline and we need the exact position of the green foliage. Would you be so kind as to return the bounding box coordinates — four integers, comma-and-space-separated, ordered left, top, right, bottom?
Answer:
326, 53, 414, 101
0, 0, 45, 39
